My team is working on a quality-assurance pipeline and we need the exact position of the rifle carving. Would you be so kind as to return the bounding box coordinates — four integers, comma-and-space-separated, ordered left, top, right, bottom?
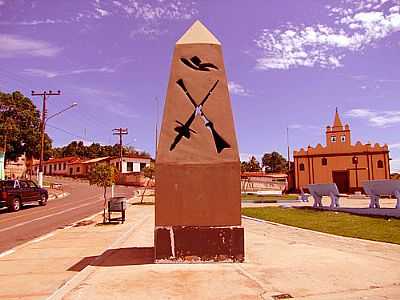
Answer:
170, 79, 230, 153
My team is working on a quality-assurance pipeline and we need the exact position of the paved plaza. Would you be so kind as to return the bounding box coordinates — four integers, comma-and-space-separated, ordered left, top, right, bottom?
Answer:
0, 195, 399, 299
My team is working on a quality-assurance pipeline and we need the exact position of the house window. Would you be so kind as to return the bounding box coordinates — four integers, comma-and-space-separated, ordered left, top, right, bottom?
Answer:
140, 163, 147, 170
322, 158, 327, 166
63, 163, 66, 170
341, 135, 346, 142
299, 163, 305, 171
127, 162, 134, 172
377, 160, 383, 168
59, 163, 62, 170
330, 135, 337, 143
77, 167, 80, 173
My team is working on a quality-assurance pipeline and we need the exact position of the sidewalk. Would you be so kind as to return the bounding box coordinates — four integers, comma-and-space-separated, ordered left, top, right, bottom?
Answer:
1, 195, 399, 299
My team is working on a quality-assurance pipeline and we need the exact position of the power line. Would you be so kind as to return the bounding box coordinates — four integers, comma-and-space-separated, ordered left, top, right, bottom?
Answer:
47, 123, 107, 145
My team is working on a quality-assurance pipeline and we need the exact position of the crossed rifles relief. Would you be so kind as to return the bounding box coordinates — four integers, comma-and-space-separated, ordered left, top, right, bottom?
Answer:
169, 56, 230, 153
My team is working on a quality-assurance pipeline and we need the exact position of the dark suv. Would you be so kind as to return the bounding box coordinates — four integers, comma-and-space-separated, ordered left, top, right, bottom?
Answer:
0, 180, 48, 212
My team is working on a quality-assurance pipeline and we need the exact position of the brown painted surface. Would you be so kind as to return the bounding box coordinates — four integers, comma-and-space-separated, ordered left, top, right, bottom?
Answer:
156, 21, 240, 226
156, 162, 241, 226
294, 110, 390, 192
155, 21, 243, 261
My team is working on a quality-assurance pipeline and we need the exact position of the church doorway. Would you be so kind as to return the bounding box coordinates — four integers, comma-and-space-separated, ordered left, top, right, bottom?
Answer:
332, 171, 350, 193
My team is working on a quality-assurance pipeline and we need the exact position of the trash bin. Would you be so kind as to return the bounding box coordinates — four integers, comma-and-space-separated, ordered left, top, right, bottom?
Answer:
108, 197, 127, 223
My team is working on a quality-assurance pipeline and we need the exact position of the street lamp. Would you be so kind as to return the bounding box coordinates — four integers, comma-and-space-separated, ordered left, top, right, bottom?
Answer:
352, 155, 359, 190
37, 102, 78, 187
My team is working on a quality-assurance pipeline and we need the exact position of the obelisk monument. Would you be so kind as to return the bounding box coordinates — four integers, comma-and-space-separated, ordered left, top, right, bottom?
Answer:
155, 20, 244, 262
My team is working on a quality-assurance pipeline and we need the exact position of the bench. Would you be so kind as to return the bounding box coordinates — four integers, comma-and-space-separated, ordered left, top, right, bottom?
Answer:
108, 197, 127, 223
306, 183, 342, 208
362, 180, 400, 209
299, 188, 310, 202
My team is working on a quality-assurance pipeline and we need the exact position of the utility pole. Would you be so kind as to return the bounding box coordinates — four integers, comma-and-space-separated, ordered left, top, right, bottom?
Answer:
31, 90, 61, 187
112, 128, 128, 173
155, 97, 159, 157
287, 127, 290, 172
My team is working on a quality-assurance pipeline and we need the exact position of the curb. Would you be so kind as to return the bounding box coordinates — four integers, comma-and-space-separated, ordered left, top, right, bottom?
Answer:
48, 192, 70, 201
241, 215, 400, 246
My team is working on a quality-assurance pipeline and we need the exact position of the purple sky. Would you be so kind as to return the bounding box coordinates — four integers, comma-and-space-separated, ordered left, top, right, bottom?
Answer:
0, 0, 399, 171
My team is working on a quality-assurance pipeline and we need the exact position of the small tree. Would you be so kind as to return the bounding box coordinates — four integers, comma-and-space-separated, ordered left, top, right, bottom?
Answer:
140, 164, 155, 204
88, 164, 118, 223
262, 151, 287, 173
241, 156, 261, 172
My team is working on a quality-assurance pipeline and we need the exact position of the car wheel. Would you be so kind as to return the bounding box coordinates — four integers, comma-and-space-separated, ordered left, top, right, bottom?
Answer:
39, 194, 48, 206
10, 198, 21, 212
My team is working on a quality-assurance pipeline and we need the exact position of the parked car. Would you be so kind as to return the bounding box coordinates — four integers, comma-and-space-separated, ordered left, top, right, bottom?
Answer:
0, 180, 48, 212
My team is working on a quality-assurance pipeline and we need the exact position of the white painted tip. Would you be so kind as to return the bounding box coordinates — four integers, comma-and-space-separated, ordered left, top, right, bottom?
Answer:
176, 20, 221, 45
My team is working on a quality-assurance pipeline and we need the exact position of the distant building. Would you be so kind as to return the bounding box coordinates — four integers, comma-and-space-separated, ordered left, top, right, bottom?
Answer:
4, 154, 27, 179
33, 155, 151, 179
293, 110, 390, 193
241, 172, 288, 193
33, 156, 79, 176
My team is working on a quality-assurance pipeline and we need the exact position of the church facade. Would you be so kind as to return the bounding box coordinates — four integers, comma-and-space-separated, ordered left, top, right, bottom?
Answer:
293, 110, 390, 193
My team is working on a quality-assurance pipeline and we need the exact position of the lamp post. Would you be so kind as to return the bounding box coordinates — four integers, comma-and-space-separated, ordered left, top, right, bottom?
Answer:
37, 102, 78, 187
352, 155, 359, 190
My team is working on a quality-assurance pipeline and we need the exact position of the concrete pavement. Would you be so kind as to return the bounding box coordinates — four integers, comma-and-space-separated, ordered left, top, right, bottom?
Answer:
0, 177, 137, 253
1, 193, 399, 299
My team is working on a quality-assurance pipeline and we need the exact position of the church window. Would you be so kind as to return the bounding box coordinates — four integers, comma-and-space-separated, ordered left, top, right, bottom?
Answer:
299, 163, 305, 171
341, 135, 346, 142
377, 160, 383, 168
330, 135, 337, 143
322, 158, 327, 166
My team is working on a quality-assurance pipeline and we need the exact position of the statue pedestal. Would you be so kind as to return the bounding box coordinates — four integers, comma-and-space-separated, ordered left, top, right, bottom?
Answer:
155, 225, 244, 262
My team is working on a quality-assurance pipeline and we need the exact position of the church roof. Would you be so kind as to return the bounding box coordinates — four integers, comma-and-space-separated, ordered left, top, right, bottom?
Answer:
332, 108, 343, 129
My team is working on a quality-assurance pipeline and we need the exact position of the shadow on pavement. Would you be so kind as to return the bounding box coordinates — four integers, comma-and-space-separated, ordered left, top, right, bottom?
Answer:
68, 247, 154, 271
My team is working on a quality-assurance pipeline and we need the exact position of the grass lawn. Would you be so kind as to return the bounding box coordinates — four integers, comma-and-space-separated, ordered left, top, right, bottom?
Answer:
242, 207, 400, 245
241, 194, 298, 202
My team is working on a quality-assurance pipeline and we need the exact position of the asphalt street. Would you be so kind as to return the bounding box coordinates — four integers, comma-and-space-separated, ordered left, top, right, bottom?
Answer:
0, 177, 138, 253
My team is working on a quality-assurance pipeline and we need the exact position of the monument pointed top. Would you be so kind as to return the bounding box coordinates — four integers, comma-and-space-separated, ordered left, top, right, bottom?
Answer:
176, 20, 221, 45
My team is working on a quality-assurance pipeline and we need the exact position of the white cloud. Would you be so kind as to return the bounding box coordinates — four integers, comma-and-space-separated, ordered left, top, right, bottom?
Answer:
95, 8, 110, 17
112, 0, 197, 21
228, 81, 250, 96
22, 69, 58, 78
255, 0, 400, 69
22, 67, 115, 78
0, 19, 66, 26
130, 25, 166, 38
2, 1, 197, 29
391, 159, 400, 172
346, 108, 400, 127
389, 143, 400, 149
240, 152, 262, 162
288, 124, 320, 130
0, 34, 61, 58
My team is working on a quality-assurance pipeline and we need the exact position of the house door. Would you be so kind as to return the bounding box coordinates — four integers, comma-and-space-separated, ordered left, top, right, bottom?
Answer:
332, 171, 349, 193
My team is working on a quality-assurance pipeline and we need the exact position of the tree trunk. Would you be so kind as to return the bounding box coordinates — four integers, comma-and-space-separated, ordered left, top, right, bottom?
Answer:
103, 186, 107, 223
140, 177, 152, 204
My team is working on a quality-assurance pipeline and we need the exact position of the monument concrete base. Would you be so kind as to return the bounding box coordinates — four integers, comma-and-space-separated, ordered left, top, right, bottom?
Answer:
154, 225, 244, 263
